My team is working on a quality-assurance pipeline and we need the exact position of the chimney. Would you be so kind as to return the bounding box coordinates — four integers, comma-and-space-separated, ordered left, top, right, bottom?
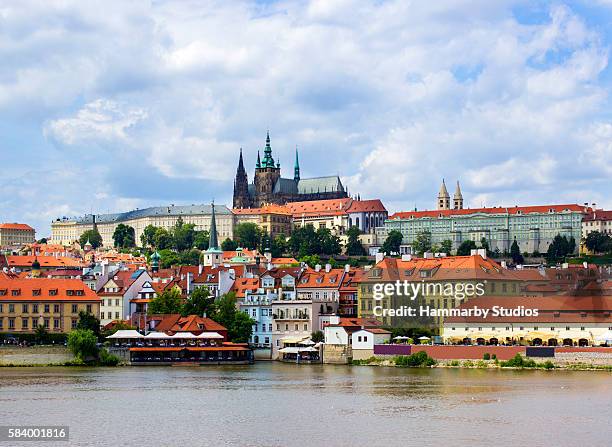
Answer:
562, 263, 569, 269
187, 272, 193, 294
267, 262, 273, 271
470, 249, 478, 256
583, 261, 588, 269
325, 264, 331, 272
477, 248, 487, 259
315, 264, 321, 272
401, 254, 412, 262
344, 264, 350, 272
375, 252, 384, 264
424, 252, 434, 259
198, 264, 203, 275
501, 260, 507, 269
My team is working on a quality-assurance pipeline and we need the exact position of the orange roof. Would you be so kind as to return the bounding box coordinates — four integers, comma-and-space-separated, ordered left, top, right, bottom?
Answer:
286, 198, 353, 217
0, 223, 34, 231
390, 204, 587, 220
231, 278, 260, 298
328, 317, 383, 329
583, 210, 612, 222
271, 257, 299, 265
154, 314, 227, 333
6, 255, 84, 268
345, 199, 387, 213
0, 277, 100, 301
297, 267, 346, 288
232, 204, 291, 215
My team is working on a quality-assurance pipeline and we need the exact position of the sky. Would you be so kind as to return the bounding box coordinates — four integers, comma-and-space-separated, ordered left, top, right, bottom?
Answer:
1, 0, 612, 237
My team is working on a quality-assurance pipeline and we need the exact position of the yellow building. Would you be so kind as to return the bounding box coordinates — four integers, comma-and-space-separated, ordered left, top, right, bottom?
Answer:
0, 276, 100, 333
0, 223, 36, 248
232, 204, 292, 238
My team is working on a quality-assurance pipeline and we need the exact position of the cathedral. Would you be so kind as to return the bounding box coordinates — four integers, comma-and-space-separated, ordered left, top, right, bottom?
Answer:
233, 132, 348, 208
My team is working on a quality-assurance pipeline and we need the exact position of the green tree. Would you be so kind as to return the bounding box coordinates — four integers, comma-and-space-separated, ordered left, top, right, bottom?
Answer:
510, 239, 524, 264
345, 226, 366, 256
440, 239, 453, 255
381, 230, 403, 255
193, 230, 210, 250
100, 321, 135, 340
546, 234, 574, 264
457, 240, 478, 256
154, 228, 173, 250
231, 311, 256, 343
76, 310, 100, 336
141, 224, 158, 247
221, 238, 238, 251
584, 231, 612, 254
299, 254, 321, 268
311, 330, 324, 343
178, 248, 201, 266
181, 287, 215, 317
289, 225, 319, 255
112, 223, 136, 249
158, 249, 180, 269
212, 292, 254, 342
148, 288, 182, 315
67, 329, 98, 361
234, 223, 262, 249
259, 231, 272, 253
270, 234, 287, 258
34, 324, 48, 344
172, 218, 196, 251
317, 228, 341, 256
413, 230, 432, 255
480, 237, 490, 255
79, 229, 102, 249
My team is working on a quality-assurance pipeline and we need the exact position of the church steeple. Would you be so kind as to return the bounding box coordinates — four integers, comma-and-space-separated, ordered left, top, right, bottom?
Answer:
233, 148, 250, 208
437, 179, 450, 210
453, 180, 463, 210
208, 202, 219, 250
262, 131, 275, 168
294, 146, 300, 181
256, 150, 261, 169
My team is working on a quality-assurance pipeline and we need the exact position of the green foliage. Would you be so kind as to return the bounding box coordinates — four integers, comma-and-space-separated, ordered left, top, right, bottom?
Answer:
492, 354, 497, 360
76, 311, 100, 336
34, 325, 48, 344
148, 288, 182, 315
480, 237, 490, 255
510, 239, 524, 264
483, 352, 491, 360
141, 224, 158, 247
112, 223, 136, 249
311, 330, 324, 343
172, 217, 196, 251
270, 234, 288, 258
440, 239, 453, 255
345, 226, 366, 256
100, 321, 135, 340
500, 354, 537, 368
299, 254, 321, 268
317, 228, 342, 256
154, 228, 173, 250
457, 239, 477, 256
234, 222, 262, 249
221, 238, 238, 251
181, 287, 215, 317
449, 360, 460, 367
193, 230, 210, 250
290, 225, 319, 256
584, 231, 612, 254
158, 249, 180, 268
546, 234, 575, 264
542, 360, 555, 369
413, 230, 432, 256
67, 329, 98, 361
178, 248, 201, 266
393, 351, 436, 367
79, 229, 102, 249
381, 230, 403, 255
98, 348, 120, 366
212, 292, 255, 342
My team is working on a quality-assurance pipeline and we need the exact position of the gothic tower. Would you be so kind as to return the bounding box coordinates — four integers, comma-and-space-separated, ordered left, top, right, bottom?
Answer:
254, 131, 281, 206
453, 180, 464, 210
437, 179, 450, 210
294, 146, 300, 182
233, 148, 250, 208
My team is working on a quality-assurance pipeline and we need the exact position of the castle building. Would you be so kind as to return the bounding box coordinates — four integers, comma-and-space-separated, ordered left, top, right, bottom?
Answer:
233, 132, 348, 208
437, 179, 463, 210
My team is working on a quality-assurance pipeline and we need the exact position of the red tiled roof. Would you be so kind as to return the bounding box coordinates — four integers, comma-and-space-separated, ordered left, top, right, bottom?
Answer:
154, 314, 227, 334
390, 204, 587, 220
6, 255, 84, 268
286, 198, 352, 217
297, 268, 346, 288
583, 210, 612, 222
231, 278, 259, 298
0, 223, 34, 231
346, 199, 387, 213
0, 277, 99, 301
328, 317, 383, 329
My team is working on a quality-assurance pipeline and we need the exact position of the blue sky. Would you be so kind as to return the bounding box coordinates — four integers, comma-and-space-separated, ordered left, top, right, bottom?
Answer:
1, 0, 611, 237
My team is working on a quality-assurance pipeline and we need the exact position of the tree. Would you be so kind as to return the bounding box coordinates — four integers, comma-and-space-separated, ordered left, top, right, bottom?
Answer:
259, 231, 272, 253
440, 239, 453, 255
480, 237, 490, 255
231, 311, 256, 343
34, 324, 48, 344
510, 239, 524, 264
113, 224, 136, 249
212, 292, 254, 342
141, 224, 158, 247
76, 310, 100, 336
234, 223, 262, 249
457, 240, 478, 256
178, 248, 201, 266
381, 230, 403, 255
37, 237, 48, 244
311, 330, 324, 343
158, 249, 180, 269
154, 228, 173, 250
79, 229, 102, 249
317, 227, 341, 256
584, 231, 612, 254
67, 329, 98, 361
148, 288, 182, 315
181, 287, 215, 317
221, 238, 238, 251
299, 254, 321, 268
546, 234, 573, 264
289, 225, 319, 256
172, 218, 196, 251
345, 226, 366, 256
193, 230, 210, 250
413, 230, 432, 255
270, 234, 287, 258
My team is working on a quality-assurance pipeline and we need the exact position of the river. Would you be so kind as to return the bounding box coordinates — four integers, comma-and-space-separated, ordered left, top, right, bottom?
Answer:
0, 363, 610, 446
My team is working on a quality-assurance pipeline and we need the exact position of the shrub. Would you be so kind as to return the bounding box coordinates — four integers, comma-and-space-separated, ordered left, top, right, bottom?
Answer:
449, 360, 460, 367
462, 360, 474, 367
492, 354, 497, 360
500, 354, 536, 368
99, 349, 120, 366
393, 351, 436, 367
483, 353, 491, 360
476, 360, 487, 368
540, 360, 555, 370
67, 329, 98, 362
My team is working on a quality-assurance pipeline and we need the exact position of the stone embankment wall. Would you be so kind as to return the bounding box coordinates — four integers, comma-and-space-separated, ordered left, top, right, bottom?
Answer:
323, 344, 351, 364
0, 346, 74, 366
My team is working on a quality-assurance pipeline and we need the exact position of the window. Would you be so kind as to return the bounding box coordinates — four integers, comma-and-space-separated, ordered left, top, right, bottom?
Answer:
0, 319, 3, 329
43, 318, 50, 329
9, 304, 15, 313
33, 289, 41, 296
566, 326, 570, 331
9, 318, 15, 329
54, 319, 60, 329
285, 324, 289, 331
115, 312, 120, 319
49, 289, 58, 296
580, 327, 585, 331
22, 318, 28, 329
72, 304, 78, 313
357, 336, 362, 342
12, 289, 21, 296
86, 304, 92, 313
32, 304, 38, 313
268, 324, 272, 332
294, 324, 298, 331
71, 319, 78, 329
304, 324, 307, 331
22, 304, 28, 313
44, 304, 50, 313
101, 312, 105, 320
54, 304, 60, 313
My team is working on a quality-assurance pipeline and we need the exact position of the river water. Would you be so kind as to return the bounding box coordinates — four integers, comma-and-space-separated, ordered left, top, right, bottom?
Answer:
0, 363, 610, 446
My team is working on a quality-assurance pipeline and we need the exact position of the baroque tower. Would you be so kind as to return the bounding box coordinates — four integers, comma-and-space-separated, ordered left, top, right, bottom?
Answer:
253, 131, 281, 206
453, 180, 464, 210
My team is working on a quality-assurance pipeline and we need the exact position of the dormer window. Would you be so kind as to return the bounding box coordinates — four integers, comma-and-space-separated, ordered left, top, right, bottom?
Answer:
49, 289, 58, 296
33, 289, 41, 296
11, 289, 21, 296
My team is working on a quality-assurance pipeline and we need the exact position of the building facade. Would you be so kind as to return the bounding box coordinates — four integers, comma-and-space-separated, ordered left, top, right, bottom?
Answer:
232, 204, 293, 238
50, 204, 234, 247
232, 132, 348, 208
0, 223, 36, 248
384, 204, 586, 255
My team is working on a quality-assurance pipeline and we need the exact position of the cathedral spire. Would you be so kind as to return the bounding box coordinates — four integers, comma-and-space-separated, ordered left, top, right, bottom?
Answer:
437, 179, 450, 210
453, 180, 464, 210
262, 131, 275, 168
256, 150, 261, 169
208, 202, 219, 250
237, 147, 245, 174
294, 146, 300, 181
